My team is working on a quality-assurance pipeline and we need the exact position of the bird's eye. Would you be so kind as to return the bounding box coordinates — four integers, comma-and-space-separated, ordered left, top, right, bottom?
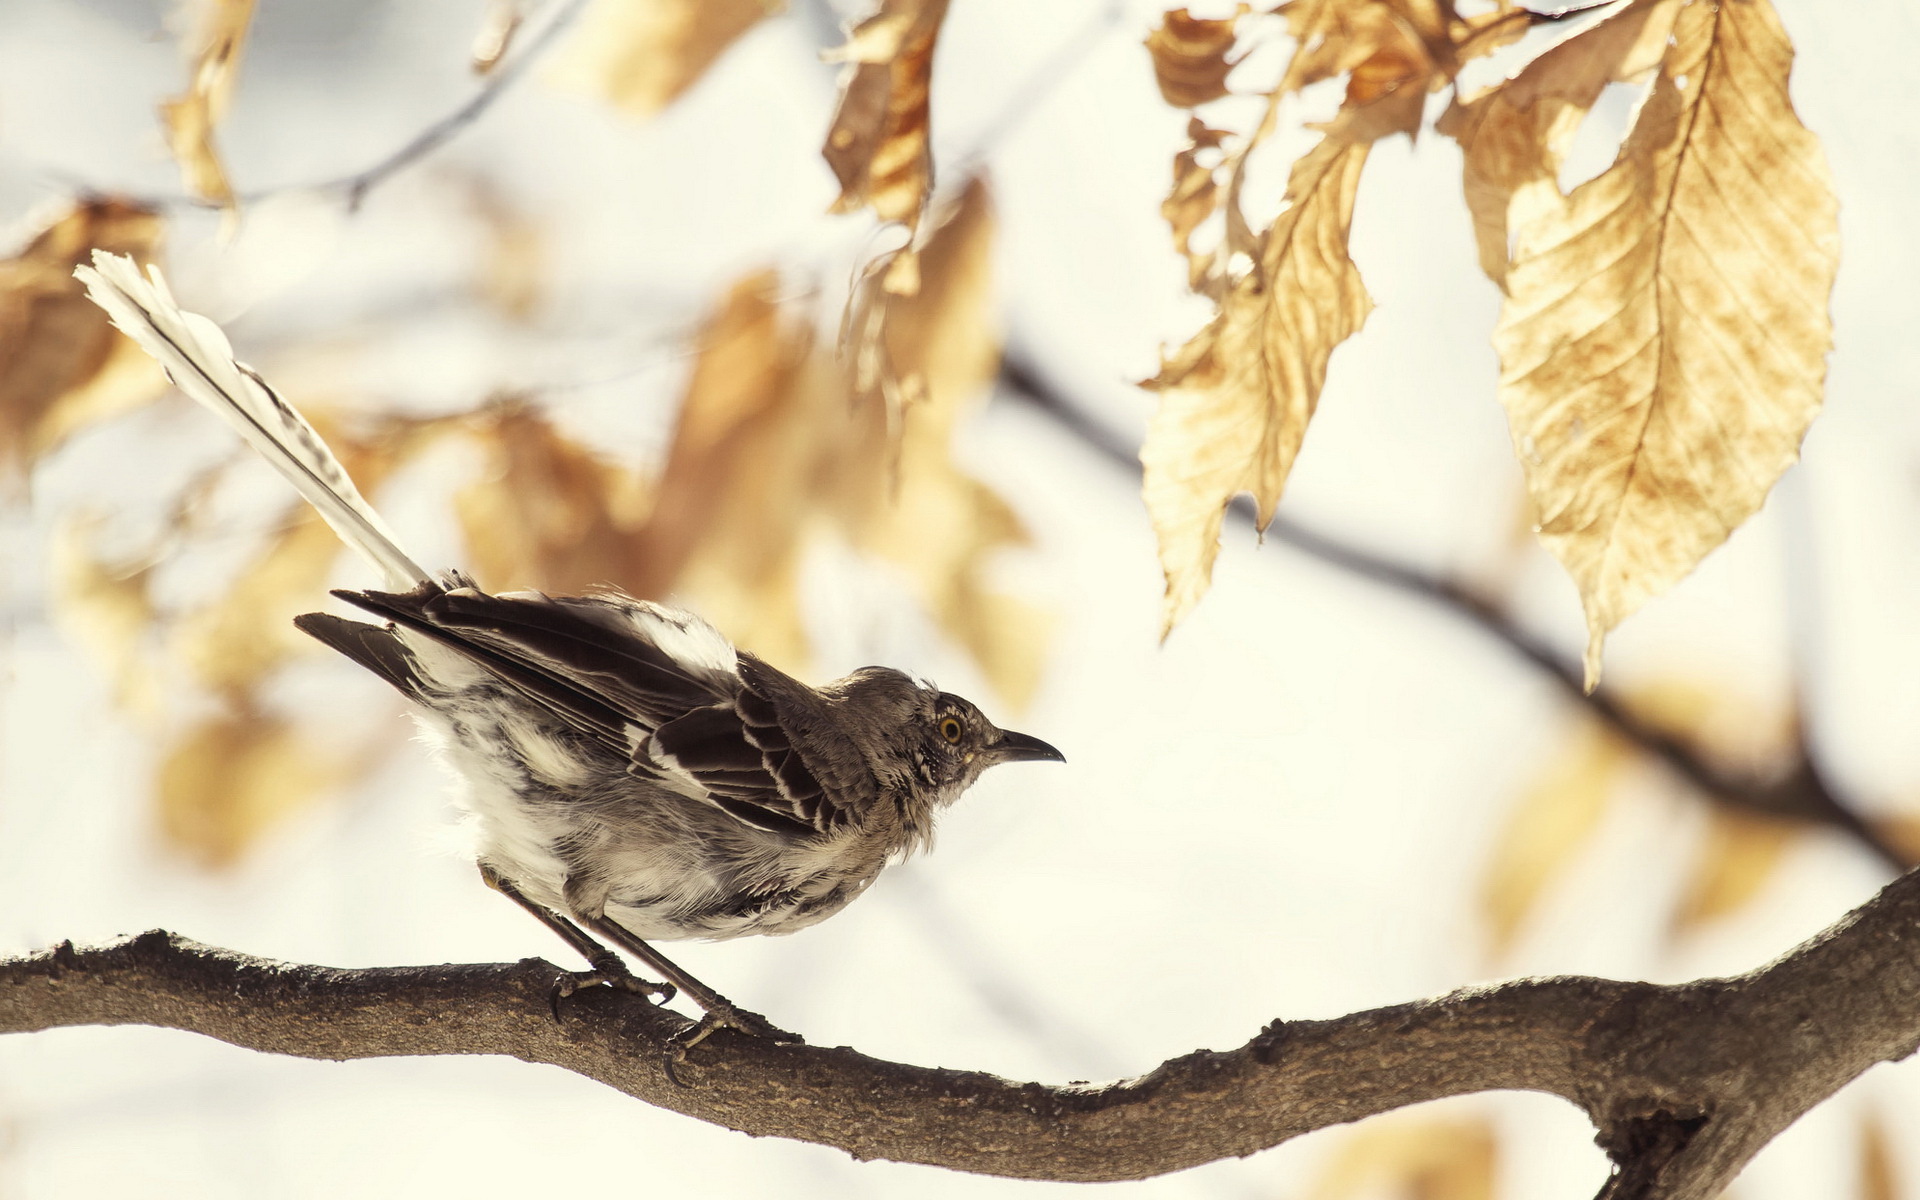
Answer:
939, 716, 963, 744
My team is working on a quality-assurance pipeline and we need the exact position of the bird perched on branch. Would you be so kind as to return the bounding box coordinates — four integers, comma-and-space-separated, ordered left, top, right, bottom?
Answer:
76, 251, 1062, 1054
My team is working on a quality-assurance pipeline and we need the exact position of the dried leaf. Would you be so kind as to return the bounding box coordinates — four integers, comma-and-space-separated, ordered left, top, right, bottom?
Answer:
160, 0, 257, 209
157, 705, 350, 868
823, 0, 951, 270
465, 177, 546, 321
1491, 0, 1838, 687
455, 402, 650, 593
553, 0, 778, 116
50, 515, 164, 719
471, 0, 533, 74
1438, 0, 1679, 288
1861, 1112, 1901, 1200
1141, 136, 1372, 632
1163, 118, 1230, 293
639, 184, 1046, 701
1672, 807, 1798, 934
0, 200, 167, 475
1480, 723, 1628, 956
1310, 1116, 1498, 1200
1146, 7, 1247, 108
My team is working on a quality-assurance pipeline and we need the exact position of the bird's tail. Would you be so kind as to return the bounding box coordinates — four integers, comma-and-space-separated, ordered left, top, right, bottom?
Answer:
75, 251, 430, 590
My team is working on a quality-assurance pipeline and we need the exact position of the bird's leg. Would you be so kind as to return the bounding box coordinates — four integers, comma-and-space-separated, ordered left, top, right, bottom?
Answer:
571, 910, 802, 1072
478, 864, 674, 1014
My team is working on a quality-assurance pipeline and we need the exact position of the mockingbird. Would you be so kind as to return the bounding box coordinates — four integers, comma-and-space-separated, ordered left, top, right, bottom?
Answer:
77, 251, 1063, 1052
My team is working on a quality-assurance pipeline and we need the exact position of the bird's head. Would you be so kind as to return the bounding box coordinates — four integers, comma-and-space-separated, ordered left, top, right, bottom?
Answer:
915, 690, 1065, 796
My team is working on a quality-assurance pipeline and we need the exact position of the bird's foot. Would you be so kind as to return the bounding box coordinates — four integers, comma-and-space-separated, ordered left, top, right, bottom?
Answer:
663, 1001, 803, 1086
548, 957, 675, 1021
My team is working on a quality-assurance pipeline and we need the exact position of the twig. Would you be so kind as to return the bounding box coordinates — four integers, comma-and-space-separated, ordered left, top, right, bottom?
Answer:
997, 357, 1910, 873
7, 863, 1920, 1198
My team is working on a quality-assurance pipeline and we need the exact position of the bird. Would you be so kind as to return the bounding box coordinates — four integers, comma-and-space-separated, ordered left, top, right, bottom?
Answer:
75, 250, 1063, 1052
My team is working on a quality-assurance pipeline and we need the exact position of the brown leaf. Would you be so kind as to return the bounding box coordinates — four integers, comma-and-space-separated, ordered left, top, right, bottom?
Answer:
553, 0, 778, 117
455, 402, 651, 593
50, 515, 164, 719
157, 705, 351, 868
1163, 118, 1230, 293
0, 200, 167, 475
1861, 1112, 1901, 1200
1437, 0, 1679, 287
1480, 723, 1628, 956
1310, 1115, 1498, 1200
1492, 0, 1837, 688
1672, 807, 1798, 935
823, 0, 951, 273
1145, 7, 1247, 108
1141, 135, 1372, 631
637, 183, 1046, 701
160, 0, 257, 209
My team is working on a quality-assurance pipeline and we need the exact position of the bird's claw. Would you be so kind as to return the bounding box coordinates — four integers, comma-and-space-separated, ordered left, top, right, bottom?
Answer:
662, 1004, 803, 1087
548, 963, 675, 1021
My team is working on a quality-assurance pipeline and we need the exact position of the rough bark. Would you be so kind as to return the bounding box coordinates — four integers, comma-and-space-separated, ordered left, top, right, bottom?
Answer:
7, 867, 1920, 1197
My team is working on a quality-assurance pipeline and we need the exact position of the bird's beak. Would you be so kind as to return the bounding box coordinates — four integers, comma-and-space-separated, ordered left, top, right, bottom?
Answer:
991, 728, 1066, 764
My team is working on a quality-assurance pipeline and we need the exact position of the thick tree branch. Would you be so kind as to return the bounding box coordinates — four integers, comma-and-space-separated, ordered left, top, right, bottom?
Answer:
997, 358, 1911, 873
7, 867, 1920, 1198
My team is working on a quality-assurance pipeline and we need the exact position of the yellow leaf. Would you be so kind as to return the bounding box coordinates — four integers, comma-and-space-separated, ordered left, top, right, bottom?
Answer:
1141, 136, 1372, 632
823, 0, 950, 247
1310, 1115, 1498, 1200
1163, 118, 1231, 294
1480, 723, 1628, 956
160, 0, 257, 209
1491, 0, 1838, 688
50, 515, 164, 720
1861, 1112, 1901, 1200
1145, 7, 1246, 109
0, 199, 167, 475
1438, 0, 1680, 288
455, 402, 651, 593
1671, 807, 1797, 935
552, 0, 778, 117
157, 706, 349, 868
636, 183, 1047, 701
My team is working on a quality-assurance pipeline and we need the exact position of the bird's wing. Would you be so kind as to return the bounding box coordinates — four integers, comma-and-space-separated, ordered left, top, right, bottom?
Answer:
332, 586, 863, 839
644, 663, 866, 839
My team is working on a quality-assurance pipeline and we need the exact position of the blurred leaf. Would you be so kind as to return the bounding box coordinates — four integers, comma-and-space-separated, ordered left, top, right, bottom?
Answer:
1861, 1112, 1900, 1200
1141, 135, 1372, 633
554, 0, 778, 117
1872, 813, 1920, 868
1481, 722, 1628, 957
637, 183, 1046, 702
50, 515, 164, 720
1672, 807, 1798, 935
849, 180, 1050, 706
464, 176, 547, 322
824, 0, 951, 291
1310, 1115, 1498, 1200
157, 705, 351, 868
1437, 0, 1678, 288
0, 199, 167, 476
176, 409, 438, 698
456, 401, 651, 593
1489, 0, 1837, 687
471, 0, 534, 74
161, 0, 257, 209
1145, 7, 1246, 108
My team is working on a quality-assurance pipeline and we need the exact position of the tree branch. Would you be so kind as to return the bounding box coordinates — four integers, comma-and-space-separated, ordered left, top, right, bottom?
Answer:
7, 865, 1920, 1198
997, 358, 1911, 873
